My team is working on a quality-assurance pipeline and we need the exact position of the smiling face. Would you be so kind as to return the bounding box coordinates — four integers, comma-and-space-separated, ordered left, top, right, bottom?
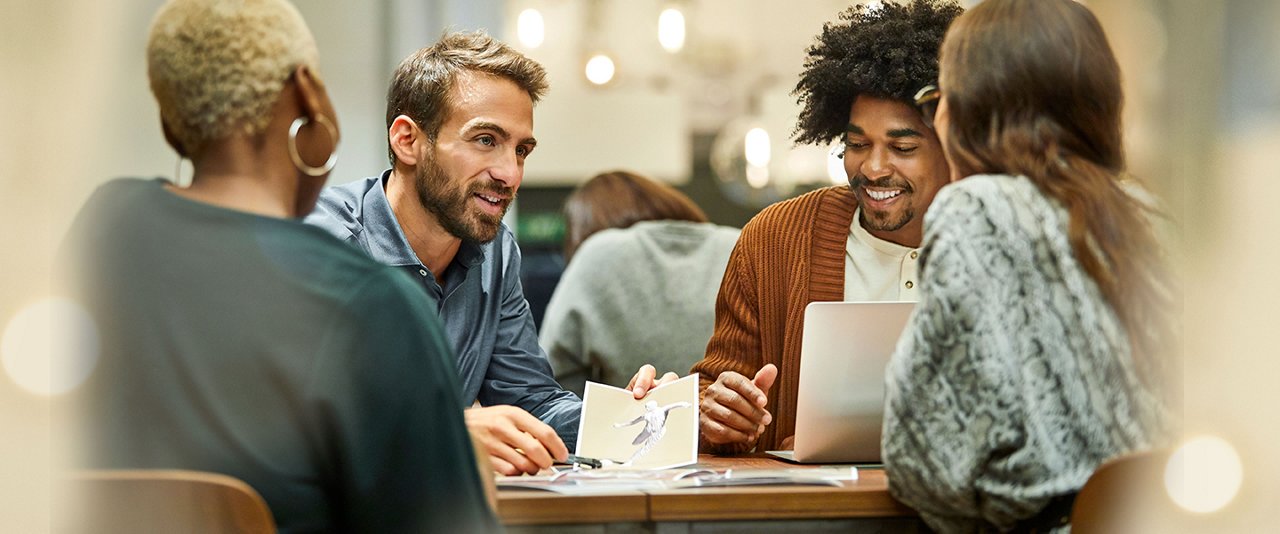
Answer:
842, 95, 951, 247
414, 70, 537, 243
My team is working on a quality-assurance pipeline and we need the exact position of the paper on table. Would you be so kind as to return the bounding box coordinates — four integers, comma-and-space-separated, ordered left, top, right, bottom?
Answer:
574, 374, 699, 470
664, 466, 858, 488
496, 469, 701, 495
495, 466, 858, 494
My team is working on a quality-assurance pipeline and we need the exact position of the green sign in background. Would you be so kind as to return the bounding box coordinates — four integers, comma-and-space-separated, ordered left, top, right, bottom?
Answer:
516, 212, 565, 247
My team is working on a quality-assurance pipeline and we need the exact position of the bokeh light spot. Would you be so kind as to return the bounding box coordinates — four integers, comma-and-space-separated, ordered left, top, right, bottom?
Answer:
2, 297, 99, 396
1164, 435, 1243, 514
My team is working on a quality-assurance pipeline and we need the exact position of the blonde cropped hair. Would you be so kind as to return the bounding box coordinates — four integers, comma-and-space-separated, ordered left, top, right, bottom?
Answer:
147, 0, 319, 156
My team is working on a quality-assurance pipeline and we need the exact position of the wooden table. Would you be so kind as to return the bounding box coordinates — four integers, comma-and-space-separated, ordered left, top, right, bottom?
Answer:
497, 454, 921, 532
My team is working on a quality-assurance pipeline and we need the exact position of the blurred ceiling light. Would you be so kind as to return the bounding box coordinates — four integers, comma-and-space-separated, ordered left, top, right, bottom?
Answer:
517, 8, 545, 48
786, 144, 830, 186
744, 127, 771, 167
585, 54, 616, 85
1164, 435, 1243, 514
746, 165, 770, 189
2, 297, 100, 396
658, 7, 686, 53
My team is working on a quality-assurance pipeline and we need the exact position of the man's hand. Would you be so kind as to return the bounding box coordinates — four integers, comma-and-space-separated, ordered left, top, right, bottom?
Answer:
699, 364, 778, 445
625, 364, 681, 399
465, 405, 568, 475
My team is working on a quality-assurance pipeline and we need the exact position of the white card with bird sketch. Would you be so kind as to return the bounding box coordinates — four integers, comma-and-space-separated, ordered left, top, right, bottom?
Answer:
575, 374, 699, 470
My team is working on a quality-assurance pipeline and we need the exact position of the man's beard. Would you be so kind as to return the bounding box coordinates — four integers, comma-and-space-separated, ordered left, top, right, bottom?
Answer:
849, 174, 914, 233
414, 158, 515, 243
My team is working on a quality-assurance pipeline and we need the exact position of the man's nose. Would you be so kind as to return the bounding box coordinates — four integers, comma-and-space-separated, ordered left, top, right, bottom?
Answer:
860, 147, 893, 181
488, 151, 523, 191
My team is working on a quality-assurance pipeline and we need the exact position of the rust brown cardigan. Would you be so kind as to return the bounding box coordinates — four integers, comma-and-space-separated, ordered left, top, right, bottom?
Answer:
691, 186, 858, 454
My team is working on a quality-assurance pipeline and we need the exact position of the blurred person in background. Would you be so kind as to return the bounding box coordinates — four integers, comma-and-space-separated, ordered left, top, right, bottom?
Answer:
881, 0, 1177, 531
540, 170, 739, 396
59, 1, 496, 531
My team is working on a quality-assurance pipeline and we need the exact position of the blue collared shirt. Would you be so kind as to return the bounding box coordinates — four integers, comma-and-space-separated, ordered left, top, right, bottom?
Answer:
305, 171, 581, 447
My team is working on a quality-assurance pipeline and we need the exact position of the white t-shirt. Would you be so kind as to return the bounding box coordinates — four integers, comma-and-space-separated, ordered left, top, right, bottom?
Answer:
843, 208, 920, 302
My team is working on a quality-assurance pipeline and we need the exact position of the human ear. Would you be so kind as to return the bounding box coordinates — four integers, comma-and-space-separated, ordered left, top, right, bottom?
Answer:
161, 119, 187, 158
388, 115, 424, 166
290, 65, 340, 144
284, 66, 340, 179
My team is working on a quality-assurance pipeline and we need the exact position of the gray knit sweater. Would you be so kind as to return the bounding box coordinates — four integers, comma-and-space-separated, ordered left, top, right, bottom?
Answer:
540, 221, 741, 397
883, 174, 1173, 533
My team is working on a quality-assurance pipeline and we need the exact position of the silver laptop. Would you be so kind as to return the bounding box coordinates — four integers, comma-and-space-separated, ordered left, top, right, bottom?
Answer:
766, 301, 915, 464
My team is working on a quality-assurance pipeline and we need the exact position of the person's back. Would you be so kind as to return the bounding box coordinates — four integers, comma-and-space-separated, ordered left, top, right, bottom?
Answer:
881, 0, 1176, 531
883, 174, 1171, 532
64, 179, 496, 533
541, 220, 739, 395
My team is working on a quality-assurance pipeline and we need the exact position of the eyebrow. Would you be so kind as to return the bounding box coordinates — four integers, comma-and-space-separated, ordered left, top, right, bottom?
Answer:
845, 124, 924, 139
464, 121, 537, 147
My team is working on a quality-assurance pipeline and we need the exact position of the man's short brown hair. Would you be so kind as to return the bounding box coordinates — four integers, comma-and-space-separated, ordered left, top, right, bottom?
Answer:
385, 30, 548, 164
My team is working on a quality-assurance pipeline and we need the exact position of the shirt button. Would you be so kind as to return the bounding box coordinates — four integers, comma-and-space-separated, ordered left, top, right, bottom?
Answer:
905, 281, 914, 289
910, 251, 919, 260
419, 269, 428, 277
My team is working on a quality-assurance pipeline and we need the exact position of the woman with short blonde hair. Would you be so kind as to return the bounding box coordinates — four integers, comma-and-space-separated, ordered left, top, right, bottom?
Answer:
62, 1, 496, 531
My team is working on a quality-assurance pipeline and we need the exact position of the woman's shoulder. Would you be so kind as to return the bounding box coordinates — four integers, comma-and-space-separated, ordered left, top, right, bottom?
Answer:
626, 220, 741, 243
933, 173, 1029, 206
929, 174, 1052, 226
79, 177, 166, 211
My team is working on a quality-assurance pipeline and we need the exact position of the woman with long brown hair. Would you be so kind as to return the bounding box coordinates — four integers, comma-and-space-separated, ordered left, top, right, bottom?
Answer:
559, 170, 712, 262
881, 0, 1176, 531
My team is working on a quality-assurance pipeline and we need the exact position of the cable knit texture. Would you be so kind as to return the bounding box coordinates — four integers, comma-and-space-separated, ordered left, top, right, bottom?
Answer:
882, 174, 1174, 533
690, 186, 857, 454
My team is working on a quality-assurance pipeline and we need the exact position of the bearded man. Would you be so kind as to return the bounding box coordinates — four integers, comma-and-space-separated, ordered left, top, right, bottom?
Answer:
307, 31, 582, 476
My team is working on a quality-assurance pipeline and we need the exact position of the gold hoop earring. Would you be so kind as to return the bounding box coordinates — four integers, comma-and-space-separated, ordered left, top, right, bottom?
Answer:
288, 115, 338, 177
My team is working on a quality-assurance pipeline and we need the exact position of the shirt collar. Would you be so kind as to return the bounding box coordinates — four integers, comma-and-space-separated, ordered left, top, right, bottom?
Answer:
455, 236, 485, 269
358, 170, 422, 267
361, 169, 487, 271
849, 207, 918, 256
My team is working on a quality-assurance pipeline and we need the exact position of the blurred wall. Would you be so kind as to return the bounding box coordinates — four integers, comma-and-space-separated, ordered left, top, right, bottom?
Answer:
1176, 0, 1280, 530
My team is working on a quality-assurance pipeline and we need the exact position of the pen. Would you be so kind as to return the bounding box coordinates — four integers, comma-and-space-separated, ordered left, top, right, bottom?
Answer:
563, 454, 603, 469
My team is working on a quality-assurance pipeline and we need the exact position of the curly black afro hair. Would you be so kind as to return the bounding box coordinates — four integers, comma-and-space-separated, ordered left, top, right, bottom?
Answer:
792, 0, 963, 146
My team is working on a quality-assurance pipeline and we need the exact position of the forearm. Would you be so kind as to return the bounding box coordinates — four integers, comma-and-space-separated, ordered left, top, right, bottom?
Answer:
521, 389, 582, 449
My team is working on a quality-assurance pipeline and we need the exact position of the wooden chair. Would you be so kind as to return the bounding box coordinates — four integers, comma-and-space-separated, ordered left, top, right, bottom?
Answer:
1071, 449, 1178, 533
57, 470, 276, 534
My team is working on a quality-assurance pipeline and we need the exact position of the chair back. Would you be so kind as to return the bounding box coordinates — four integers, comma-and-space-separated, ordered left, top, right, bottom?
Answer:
58, 470, 276, 534
1071, 449, 1172, 533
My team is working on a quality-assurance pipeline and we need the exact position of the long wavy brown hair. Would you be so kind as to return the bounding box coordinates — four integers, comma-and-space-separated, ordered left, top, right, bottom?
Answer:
938, 0, 1173, 372
562, 170, 707, 262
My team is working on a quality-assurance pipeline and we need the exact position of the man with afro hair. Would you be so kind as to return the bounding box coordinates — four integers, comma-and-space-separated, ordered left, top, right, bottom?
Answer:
659, 0, 964, 454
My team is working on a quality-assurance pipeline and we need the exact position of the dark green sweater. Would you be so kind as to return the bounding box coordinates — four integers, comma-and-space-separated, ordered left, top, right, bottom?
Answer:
63, 178, 498, 533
